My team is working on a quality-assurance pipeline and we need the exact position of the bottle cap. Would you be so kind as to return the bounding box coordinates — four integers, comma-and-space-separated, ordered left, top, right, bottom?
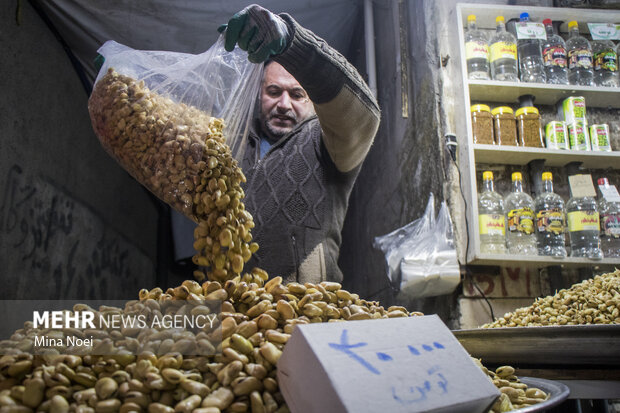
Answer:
520, 12, 530, 21
598, 178, 609, 186
491, 106, 514, 115
467, 15, 476, 22
471, 104, 491, 113
512, 172, 522, 181
568, 21, 578, 29
542, 172, 552, 181
483, 171, 494, 180
515, 106, 539, 117
496, 16, 505, 24
543, 18, 552, 26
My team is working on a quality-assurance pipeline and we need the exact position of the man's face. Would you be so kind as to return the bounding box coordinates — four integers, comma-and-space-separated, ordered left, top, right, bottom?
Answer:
259, 62, 314, 142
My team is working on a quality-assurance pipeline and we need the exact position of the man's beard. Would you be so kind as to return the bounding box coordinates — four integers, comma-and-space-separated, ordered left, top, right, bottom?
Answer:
261, 110, 298, 141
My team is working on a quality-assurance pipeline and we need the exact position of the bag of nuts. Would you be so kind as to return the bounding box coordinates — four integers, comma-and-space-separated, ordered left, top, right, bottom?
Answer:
88, 38, 262, 280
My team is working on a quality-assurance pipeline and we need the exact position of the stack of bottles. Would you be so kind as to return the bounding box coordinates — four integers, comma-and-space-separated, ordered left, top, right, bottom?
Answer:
478, 171, 620, 258
464, 14, 619, 87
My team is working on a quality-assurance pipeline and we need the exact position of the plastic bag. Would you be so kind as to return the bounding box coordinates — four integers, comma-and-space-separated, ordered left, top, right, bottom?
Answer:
88, 36, 263, 222
373, 194, 460, 298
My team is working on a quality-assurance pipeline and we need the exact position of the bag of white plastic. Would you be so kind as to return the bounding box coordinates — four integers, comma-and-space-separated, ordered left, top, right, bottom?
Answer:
373, 194, 460, 298
88, 36, 263, 222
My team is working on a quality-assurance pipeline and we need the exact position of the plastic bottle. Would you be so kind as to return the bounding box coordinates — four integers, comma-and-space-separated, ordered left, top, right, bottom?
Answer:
505, 172, 537, 255
465, 15, 490, 80
592, 39, 619, 87
566, 184, 602, 258
541, 18, 568, 85
534, 172, 567, 257
517, 13, 546, 83
566, 21, 594, 86
597, 178, 620, 257
490, 16, 518, 82
478, 171, 506, 254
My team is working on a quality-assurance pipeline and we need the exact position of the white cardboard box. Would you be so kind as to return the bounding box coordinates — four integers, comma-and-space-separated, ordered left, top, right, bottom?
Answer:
277, 315, 499, 413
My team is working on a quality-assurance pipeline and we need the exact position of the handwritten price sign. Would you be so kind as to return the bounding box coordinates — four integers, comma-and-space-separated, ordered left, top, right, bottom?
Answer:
277, 315, 499, 413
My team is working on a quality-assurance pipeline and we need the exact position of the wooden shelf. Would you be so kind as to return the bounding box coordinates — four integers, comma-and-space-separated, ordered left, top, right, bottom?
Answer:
469, 80, 620, 108
473, 144, 620, 169
470, 253, 620, 269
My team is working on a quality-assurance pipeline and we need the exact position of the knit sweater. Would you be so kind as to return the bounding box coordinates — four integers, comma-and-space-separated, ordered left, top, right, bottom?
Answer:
241, 14, 380, 284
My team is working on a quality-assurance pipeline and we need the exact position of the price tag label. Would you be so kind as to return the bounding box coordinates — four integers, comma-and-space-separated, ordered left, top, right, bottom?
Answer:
588, 23, 620, 40
599, 184, 620, 203
569, 174, 596, 198
516, 22, 547, 40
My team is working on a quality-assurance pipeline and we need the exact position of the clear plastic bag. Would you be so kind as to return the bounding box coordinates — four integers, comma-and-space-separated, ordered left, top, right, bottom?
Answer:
88, 36, 263, 222
373, 194, 460, 298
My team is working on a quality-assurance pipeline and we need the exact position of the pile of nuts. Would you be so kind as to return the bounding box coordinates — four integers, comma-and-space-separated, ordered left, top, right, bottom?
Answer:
88, 69, 256, 282
473, 360, 548, 412
483, 270, 620, 328
0, 274, 421, 412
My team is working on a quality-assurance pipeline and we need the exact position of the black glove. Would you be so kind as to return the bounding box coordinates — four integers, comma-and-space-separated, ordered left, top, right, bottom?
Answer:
219, 4, 290, 64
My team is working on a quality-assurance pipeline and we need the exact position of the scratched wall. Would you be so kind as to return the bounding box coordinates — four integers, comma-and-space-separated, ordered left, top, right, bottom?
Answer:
0, 2, 159, 299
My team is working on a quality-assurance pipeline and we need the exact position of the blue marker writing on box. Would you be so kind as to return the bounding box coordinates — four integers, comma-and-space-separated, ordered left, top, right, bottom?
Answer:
328, 329, 381, 375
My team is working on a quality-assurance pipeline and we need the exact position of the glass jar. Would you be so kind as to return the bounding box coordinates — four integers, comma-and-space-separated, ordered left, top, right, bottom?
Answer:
516, 106, 544, 147
471, 104, 494, 144
492, 106, 517, 146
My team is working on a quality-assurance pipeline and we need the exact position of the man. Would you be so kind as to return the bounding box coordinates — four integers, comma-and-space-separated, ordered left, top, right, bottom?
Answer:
222, 5, 380, 284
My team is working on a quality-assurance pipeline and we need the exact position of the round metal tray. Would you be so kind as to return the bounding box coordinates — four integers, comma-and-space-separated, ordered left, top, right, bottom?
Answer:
506, 377, 570, 413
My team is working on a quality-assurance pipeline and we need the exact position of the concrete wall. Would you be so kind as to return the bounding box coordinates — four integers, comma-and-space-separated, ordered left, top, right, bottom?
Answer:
340, 0, 454, 322
0, 2, 160, 299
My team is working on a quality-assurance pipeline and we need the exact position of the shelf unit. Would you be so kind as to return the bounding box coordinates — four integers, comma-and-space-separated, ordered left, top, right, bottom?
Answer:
455, 3, 620, 268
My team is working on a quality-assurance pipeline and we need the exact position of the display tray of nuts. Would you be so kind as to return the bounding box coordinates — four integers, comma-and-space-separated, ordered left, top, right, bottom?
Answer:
501, 377, 569, 413
454, 324, 620, 366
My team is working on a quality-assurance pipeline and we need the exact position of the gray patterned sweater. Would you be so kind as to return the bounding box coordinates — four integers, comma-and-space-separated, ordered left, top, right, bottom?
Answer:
241, 14, 380, 284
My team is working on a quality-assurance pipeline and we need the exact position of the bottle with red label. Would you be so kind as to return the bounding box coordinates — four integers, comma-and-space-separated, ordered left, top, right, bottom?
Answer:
478, 171, 506, 254
566, 20, 594, 86
505, 172, 537, 255
465, 15, 490, 80
535, 172, 567, 257
597, 178, 620, 257
566, 182, 602, 258
541, 19, 568, 85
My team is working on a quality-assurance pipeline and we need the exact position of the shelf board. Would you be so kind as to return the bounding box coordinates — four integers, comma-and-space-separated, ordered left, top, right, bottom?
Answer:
473, 144, 620, 169
469, 253, 620, 269
469, 80, 620, 108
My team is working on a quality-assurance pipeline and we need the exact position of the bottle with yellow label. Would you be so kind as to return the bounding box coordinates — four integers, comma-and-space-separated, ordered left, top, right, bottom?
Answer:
490, 16, 518, 81
534, 172, 567, 257
465, 15, 490, 80
478, 171, 506, 254
504, 172, 537, 255
566, 183, 603, 259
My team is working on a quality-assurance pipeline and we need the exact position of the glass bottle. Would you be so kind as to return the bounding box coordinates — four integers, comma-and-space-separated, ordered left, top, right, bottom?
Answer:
597, 178, 620, 258
541, 18, 568, 85
566, 183, 603, 258
566, 21, 594, 86
490, 16, 518, 82
592, 39, 619, 87
505, 172, 537, 255
517, 13, 546, 83
465, 15, 491, 80
478, 171, 506, 254
535, 172, 567, 257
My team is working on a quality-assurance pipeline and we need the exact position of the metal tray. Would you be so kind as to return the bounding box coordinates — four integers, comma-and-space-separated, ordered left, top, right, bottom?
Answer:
507, 377, 570, 412
453, 324, 620, 366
